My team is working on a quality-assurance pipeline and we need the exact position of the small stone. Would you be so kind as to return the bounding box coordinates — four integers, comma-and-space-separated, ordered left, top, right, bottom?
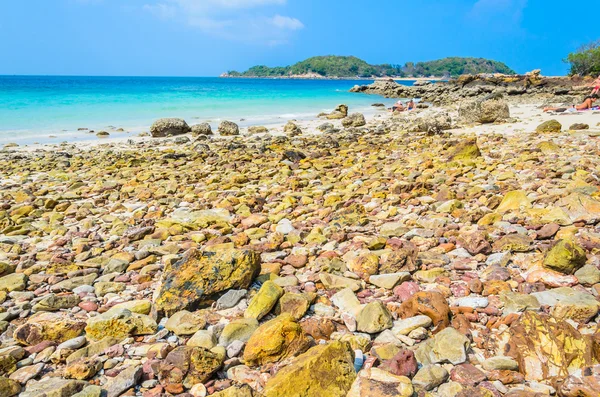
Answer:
356, 301, 393, 334
165, 310, 207, 336
412, 364, 449, 391
244, 280, 283, 320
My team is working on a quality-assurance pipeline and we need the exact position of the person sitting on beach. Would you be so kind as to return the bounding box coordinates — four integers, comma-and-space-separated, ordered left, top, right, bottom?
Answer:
392, 100, 405, 112
543, 95, 598, 112
406, 99, 416, 111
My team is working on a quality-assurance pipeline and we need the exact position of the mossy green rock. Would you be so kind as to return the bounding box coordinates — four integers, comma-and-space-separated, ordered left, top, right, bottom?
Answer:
543, 239, 587, 274
263, 341, 356, 397
536, 119, 562, 133
154, 248, 260, 316
32, 293, 80, 312
212, 385, 255, 397
244, 280, 283, 320
13, 312, 86, 346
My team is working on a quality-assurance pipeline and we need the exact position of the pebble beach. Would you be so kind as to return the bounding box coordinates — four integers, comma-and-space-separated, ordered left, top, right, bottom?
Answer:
2, 76, 600, 397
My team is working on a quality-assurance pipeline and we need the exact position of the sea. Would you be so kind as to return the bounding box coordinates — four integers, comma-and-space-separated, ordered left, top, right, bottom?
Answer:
0, 76, 413, 145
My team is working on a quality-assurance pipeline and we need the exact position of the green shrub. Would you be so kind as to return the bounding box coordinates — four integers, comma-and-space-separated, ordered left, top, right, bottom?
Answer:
566, 40, 600, 76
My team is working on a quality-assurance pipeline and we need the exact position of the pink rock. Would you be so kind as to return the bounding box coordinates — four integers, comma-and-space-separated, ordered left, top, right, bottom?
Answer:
378, 349, 418, 378
526, 269, 578, 287
393, 281, 420, 302
78, 301, 98, 312
450, 363, 487, 386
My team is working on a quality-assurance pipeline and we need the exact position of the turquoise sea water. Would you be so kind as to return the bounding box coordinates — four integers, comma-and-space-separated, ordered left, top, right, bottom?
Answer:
0, 76, 411, 145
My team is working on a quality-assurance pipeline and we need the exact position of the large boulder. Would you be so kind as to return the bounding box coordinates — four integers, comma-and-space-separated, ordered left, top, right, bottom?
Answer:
263, 341, 356, 397
458, 94, 510, 124
191, 123, 213, 136
505, 311, 598, 381
536, 119, 562, 133
397, 111, 452, 135
150, 118, 191, 137
325, 104, 349, 119
218, 121, 240, 136
85, 308, 157, 341
342, 113, 366, 128
154, 248, 260, 317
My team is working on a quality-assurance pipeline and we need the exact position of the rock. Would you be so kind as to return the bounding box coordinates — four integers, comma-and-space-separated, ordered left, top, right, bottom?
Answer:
284, 121, 302, 135
64, 357, 102, 380
450, 363, 487, 386
154, 248, 260, 317
165, 310, 207, 336
499, 291, 540, 314
403, 111, 453, 135
20, 378, 87, 397
392, 315, 432, 336
150, 118, 191, 137
380, 222, 408, 237
369, 272, 410, 289
158, 346, 223, 388
244, 280, 283, 320
558, 364, 600, 397
277, 292, 310, 320
458, 94, 510, 124
342, 113, 366, 128
347, 368, 413, 397
71, 386, 104, 397
262, 341, 356, 397
32, 293, 80, 312
96, 131, 109, 138
0, 273, 27, 292
13, 312, 86, 346
416, 327, 471, 365
482, 356, 519, 371
497, 190, 531, 212
191, 123, 212, 136
215, 289, 247, 310
412, 364, 449, 391
531, 287, 600, 323
104, 365, 142, 397
0, 376, 20, 396
243, 313, 309, 366
569, 123, 589, 130
8, 362, 43, 383
505, 311, 597, 380
248, 125, 268, 134
574, 264, 600, 285
378, 349, 418, 377
450, 137, 482, 161
218, 120, 240, 136
85, 308, 157, 341
543, 239, 587, 274
326, 104, 349, 119
319, 273, 361, 291
536, 119, 562, 133
356, 301, 393, 333
187, 330, 216, 349
219, 318, 259, 346
395, 291, 451, 333
111, 299, 152, 315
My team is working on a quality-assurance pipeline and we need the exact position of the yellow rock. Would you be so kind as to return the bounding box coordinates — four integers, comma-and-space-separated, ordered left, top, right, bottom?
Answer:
244, 280, 283, 320
497, 190, 531, 212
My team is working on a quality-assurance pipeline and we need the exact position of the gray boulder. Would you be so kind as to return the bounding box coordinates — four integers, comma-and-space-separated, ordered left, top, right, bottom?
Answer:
191, 123, 213, 136
342, 113, 366, 128
150, 118, 191, 138
458, 93, 510, 124
218, 121, 240, 136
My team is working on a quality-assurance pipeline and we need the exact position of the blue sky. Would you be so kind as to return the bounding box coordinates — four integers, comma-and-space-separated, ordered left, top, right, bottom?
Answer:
0, 0, 596, 76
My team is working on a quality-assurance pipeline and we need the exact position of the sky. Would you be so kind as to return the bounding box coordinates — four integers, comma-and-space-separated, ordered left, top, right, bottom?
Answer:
0, 0, 597, 76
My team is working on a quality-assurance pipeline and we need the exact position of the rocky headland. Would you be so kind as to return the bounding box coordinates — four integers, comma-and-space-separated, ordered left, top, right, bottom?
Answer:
1, 79, 600, 397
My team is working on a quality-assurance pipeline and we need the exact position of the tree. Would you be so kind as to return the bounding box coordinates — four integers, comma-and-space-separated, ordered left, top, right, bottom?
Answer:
566, 40, 600, 76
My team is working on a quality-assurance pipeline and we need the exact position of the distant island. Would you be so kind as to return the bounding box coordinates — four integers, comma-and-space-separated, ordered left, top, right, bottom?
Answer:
222, 55, 516, 79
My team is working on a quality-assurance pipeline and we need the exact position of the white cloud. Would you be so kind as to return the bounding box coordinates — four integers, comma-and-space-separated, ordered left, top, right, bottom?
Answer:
270, 14, 303, 30
143, 3, 177, 19
143, 0, 303, 45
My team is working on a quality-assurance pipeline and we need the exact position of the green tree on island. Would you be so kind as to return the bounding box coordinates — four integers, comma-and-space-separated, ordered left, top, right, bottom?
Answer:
566, 40, 600, 76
